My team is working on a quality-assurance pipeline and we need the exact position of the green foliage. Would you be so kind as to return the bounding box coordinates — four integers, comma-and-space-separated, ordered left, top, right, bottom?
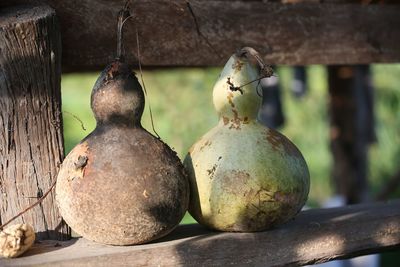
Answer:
61, 64, 400, 215
276, 66, 332, 206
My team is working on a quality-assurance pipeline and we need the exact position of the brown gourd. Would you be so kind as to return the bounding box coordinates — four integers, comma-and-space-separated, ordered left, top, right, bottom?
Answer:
56, 59, 189, 245
55, 7, 189, 244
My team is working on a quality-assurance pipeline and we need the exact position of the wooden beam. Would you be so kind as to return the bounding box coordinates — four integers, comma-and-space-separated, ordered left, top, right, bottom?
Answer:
1, 1, 400, 70
0, 5, 70, 240
1, 200, 399, 266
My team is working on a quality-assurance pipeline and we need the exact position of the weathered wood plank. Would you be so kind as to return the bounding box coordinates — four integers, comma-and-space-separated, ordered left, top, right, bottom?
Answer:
0, 5, 70, 240
1, 200, 399, 266
1, 1, 400, 70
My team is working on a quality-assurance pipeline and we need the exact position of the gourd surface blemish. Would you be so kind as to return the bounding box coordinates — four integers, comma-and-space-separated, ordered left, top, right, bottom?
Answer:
56, 60, 189, 245
184, 47, 310, 232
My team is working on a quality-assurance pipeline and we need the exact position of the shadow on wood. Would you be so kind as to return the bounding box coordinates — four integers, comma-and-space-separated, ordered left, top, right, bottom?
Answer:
172, 200, 400, 266
21, 238, 78, 258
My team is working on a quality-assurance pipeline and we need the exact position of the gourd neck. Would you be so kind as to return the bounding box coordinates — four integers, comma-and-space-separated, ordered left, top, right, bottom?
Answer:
91, 60, 145, 128
213, 48, 263, 126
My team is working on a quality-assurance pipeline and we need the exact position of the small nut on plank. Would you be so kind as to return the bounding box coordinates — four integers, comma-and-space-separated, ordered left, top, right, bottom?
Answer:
0, 224, 35, 258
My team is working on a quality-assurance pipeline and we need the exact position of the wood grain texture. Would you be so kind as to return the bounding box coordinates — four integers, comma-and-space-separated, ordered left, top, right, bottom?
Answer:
1, 200, 399, 266
0, 5, 70, 240
1, 1, 400, 70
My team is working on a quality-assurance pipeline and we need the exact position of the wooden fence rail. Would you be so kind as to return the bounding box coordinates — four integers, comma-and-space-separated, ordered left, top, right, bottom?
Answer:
1, 1, 400, 70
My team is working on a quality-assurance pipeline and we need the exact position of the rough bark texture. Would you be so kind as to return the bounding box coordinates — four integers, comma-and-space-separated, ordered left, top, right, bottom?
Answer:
0, 5, 70, 240
1, 1, 400, 70
0, 200, 399, 266
328, 65, 376, 204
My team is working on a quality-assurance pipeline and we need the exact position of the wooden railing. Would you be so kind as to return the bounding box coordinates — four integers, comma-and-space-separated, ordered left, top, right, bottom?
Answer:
1, 1, 400, 70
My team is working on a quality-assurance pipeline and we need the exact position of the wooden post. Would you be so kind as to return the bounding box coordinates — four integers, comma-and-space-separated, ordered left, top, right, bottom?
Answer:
327, 65, 376, 204
0, 5, 70, 240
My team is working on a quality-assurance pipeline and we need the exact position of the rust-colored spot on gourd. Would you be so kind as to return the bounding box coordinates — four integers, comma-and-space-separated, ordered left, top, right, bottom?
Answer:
231, 170, 250, 183
224, 92, 250, 130
73, 142, 89, 156
67, 142, 91, 179
229, 108, 242, 130
222, 116, 229, 125
265, 129, 300, 156
232, 109, 239, 119
227, 92, 235, 108
232, 60, 244, 72
273, 191, 299, 206
207, 164, 218, 179
199, 140, 212, 151
265, 129, 281, 152
219, 170, 252, 195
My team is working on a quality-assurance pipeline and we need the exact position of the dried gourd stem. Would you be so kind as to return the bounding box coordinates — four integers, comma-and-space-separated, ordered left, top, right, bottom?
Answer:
117, 2, 160, 139
227, 62, 275, 95
117, 0, 133, 60
136, 29, 161, 139
186, 1, 223, 59
63, 111, 86, 131
236, 76, 267, 89
227, 75, 269, 93
0, 179, 57, 230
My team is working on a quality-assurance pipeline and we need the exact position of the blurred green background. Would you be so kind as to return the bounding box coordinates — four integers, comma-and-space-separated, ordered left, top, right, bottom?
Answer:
61, 64, 400, 207
61, 64, 399, 265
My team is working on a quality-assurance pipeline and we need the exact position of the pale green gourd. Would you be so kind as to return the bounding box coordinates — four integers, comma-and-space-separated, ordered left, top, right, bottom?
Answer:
184, 48, 310, 232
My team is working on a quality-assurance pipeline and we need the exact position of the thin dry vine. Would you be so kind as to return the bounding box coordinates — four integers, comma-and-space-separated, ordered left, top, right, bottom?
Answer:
186, 1, 222, 59
135, 28, 161, 139
0, 179, 57, 230
63, 111, 86, 131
